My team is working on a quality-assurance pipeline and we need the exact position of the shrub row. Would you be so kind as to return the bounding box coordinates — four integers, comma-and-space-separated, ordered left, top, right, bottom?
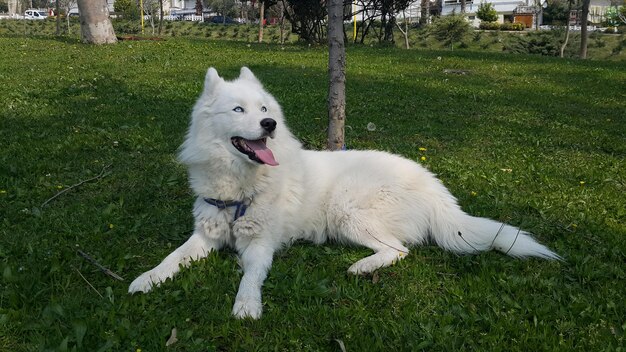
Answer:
502, 31, 563, 56
604, 26, 625, 34
479, 22, 525, 31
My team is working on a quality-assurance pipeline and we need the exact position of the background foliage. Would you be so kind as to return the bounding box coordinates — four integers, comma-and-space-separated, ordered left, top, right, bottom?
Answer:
476, 2, 498, 23
1, 18, 625, 59
429, 14, 473, 49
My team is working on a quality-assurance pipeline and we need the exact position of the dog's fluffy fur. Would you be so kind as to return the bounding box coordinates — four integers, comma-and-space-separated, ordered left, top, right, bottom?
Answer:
129, 67, 561, 319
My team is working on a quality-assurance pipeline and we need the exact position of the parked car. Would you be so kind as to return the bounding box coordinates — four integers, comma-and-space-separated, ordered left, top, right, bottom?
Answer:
24, 9, 48, 20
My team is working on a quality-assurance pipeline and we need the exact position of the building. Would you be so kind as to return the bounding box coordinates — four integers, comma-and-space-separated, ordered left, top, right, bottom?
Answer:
441, 0, 544, 28
588, 0, 617, 25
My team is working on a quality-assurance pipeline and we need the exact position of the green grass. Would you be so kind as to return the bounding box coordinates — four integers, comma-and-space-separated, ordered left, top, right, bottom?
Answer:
0, 36, 625, 351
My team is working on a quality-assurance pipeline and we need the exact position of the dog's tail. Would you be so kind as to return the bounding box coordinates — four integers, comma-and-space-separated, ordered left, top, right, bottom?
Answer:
428, 204, 562, 260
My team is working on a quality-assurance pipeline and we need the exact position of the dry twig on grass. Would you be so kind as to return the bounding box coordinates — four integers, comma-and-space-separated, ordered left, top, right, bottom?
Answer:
77, 249, 124, 281
41, 164, 111, 208
73, 266, 104, 298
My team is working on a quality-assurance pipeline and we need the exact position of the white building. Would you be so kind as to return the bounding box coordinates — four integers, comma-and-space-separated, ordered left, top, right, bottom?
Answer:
441, 0, 543, 28
440, 0, 618, 27
361, 0, 542, 28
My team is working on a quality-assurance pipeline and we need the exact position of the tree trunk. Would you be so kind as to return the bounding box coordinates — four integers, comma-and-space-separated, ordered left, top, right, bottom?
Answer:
158, 0, 163, 35
384, 15, 395, 43
378, 12, 385, 42
534, 0, 540, 30
150, 9, 155, 34
460, 0, 466, 14
395, 10, 410, 49
327, 0, 346, 151
55, 0, 60, 35
560, 0, 572, 57
420, 0, 429, 24
279, 0, 285, 44
77, 0, 117, 44
65, 3, 72, 34
579, 0, 590, 58
258, 2, 265, 43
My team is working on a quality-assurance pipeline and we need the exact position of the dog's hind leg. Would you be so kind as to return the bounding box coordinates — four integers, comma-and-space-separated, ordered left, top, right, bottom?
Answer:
337, 214, 409, 275
347, 237, 409, 275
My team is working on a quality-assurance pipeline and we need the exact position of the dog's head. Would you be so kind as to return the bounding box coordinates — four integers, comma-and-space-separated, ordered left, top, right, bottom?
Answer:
180, 67, 286, 167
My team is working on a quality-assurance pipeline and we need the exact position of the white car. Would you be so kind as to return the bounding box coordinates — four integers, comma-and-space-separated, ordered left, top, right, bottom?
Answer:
24, 9, 48, 20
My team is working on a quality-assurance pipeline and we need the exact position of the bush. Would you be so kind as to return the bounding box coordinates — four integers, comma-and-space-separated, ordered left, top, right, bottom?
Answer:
479, 22, 500, 30
114, 0, 140, 20
429, 14, 473, 49
112, 19, 141, 34
502, 31, 565, 56
612, 38, 625, 54
476, 2, 498, 23
542, 0, 568, 25
500, 22, 525, 31
593, 36, 606, 48
604, 26, 623, 34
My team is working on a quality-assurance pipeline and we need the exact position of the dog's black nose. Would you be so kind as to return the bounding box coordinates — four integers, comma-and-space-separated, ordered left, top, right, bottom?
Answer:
260, 118, 277, 133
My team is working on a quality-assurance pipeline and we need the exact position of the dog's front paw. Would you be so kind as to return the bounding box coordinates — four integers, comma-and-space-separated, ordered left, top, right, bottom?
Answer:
232, 296, 263, 319
232, 218, 262, 238
128, 271, 160, 293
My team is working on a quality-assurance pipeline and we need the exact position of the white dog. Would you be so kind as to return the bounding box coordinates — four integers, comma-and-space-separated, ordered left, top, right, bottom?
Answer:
129, 67, 561, 319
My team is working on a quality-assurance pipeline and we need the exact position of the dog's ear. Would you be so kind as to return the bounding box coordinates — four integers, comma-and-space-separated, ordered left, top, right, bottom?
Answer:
202, 67, 223, 95
238, 67, 262, 86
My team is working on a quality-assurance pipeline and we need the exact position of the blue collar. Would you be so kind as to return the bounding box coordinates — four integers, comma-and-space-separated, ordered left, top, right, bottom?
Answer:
204, 197, 251, 220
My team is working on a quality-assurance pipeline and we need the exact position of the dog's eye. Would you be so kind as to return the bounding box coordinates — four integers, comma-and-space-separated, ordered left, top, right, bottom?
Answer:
233, 106, 244, 113
261, 106, 267, 112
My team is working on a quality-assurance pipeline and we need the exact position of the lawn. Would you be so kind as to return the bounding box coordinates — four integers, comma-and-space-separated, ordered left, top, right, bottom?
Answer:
0, 36, 625, 351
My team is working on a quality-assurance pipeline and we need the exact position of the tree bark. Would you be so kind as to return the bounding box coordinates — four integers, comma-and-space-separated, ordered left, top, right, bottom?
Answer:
77, 0, 117, 44
327, 0, 346, 151
579, 0, 590, 58
279, 0, 285, 44
258, 2, 265, 43
396, 10, 410, 49
55, 0, 60, 35
420, 0, 429, 24
560, 0, 572, 58
158, 0, 163, 35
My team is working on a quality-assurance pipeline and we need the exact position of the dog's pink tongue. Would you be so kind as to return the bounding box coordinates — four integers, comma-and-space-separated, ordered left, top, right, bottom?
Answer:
245, 139, 279, 166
